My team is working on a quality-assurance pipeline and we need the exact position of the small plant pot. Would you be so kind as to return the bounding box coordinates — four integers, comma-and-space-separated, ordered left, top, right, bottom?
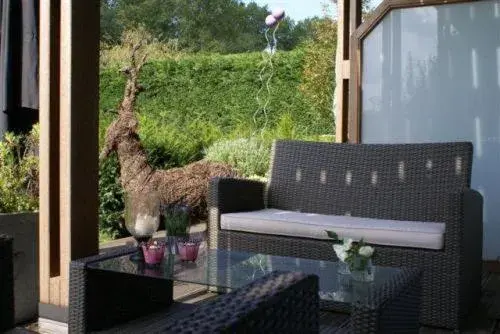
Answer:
177, 241, 200, 262
142, 242, 165, 265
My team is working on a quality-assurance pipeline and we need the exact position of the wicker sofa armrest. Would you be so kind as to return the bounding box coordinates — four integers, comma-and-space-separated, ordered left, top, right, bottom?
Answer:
208, 177, 266, 249
461, 189, 483, 250
441, 188, 482, 254
162, 271, 319, 333
0, 235, 14, 331
68, 247, 174, 334
350, 268, 422, 333
459, 188, 483, 309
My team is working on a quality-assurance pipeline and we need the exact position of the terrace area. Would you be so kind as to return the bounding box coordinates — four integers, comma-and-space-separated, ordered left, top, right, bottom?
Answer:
1, 0, 500, 333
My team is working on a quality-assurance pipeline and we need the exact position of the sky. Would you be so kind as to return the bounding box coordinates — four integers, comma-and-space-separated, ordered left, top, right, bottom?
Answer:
242, 0, 336, 22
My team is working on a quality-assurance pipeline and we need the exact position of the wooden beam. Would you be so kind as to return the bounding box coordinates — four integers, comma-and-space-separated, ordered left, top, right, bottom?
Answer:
341, 60, 350, 79
39, 0, 60, 305
335, 0, 350, 142
349, 0, 362, 38
336, 0, 363, 143
348, 38, 362, 143
59, 0, 100, 307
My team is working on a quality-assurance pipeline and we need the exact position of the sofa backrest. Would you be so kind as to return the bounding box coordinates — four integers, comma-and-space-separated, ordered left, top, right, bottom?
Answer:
267, 140, 473, 220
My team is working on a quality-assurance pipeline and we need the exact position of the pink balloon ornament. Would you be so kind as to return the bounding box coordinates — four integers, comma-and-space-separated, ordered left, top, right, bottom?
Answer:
265, 14, 278, 28
272, 8, 285, 21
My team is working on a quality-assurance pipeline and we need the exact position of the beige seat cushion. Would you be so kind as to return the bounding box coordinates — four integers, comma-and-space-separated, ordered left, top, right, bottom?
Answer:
220, 209, 446, 250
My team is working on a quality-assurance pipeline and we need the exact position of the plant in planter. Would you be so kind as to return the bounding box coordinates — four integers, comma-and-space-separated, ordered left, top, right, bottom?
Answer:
162, 203, 191, 254
0, 126, 40, 323
326, 231, 375, 282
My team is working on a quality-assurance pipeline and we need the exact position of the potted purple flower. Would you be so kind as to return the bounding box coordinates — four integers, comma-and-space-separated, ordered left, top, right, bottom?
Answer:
162, 203, 191, 254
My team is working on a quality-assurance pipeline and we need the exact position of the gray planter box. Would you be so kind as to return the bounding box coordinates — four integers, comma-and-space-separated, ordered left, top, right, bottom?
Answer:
0, 212, 38, 324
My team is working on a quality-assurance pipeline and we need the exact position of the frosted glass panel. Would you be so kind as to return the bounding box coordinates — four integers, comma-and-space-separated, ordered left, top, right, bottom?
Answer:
361, 0, 500, 259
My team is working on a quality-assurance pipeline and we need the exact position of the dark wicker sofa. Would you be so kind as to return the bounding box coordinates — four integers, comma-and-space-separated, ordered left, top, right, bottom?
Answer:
68, 247, 319, 333
0, 234, 15, 331
208, 140, 483, 330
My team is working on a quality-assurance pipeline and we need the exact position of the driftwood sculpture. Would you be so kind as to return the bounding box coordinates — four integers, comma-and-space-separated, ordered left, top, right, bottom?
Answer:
100, 40, 237, 220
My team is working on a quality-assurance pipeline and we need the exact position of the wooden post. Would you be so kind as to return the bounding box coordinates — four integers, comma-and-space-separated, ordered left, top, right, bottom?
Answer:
335, 0, 362, 142
39, 0, 61, 307
334, 0, 349, 142
39, 0, 100, 316
59, 0, 100, 307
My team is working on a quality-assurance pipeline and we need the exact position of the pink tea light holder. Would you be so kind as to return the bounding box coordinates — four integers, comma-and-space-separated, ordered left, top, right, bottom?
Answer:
142, 241, 166, 265
177, 240, 201, 262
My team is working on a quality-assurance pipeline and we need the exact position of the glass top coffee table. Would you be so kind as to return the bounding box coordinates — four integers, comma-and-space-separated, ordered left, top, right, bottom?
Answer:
89, 247, 412, 309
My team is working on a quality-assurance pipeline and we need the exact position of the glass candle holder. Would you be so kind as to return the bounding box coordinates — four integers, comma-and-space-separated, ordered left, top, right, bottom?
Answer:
142, 241, 165, 265
177, 240, 201, 262
124, 191, 160, 261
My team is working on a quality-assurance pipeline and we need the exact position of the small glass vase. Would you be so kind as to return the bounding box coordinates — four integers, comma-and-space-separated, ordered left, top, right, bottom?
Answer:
350, 258, 375, 282
337, 260, 351, 275
166, 235, 184, 255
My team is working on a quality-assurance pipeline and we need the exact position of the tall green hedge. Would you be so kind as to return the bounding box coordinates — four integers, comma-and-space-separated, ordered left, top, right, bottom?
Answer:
99, 50, 333, 167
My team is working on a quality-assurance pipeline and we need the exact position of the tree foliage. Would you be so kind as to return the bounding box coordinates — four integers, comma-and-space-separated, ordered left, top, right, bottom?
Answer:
100, 0, 317, 53
0, 126, 39, 213
300, 16, 337, 130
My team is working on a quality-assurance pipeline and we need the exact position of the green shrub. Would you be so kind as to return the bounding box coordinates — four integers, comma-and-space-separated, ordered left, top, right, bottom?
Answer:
98, 153, 127, 238
204, 137, 271, 178
100, 49, 333, 142
300, 17, 337, 128
162, 204, 190, 237
138, 115, 222, 168
0, 126, 39, 213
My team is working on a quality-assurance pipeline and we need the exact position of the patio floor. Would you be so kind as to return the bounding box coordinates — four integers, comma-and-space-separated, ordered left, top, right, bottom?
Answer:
14, 224, 500, 333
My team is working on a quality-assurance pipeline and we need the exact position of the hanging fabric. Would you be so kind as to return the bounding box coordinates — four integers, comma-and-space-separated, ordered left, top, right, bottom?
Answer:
0, 0, 39, 136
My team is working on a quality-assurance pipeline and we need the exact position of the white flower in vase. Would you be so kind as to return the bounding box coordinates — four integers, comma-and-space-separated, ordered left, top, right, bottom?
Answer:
358, 245, 374, 258
343, 238, 354, 251
333, 244, 348, 262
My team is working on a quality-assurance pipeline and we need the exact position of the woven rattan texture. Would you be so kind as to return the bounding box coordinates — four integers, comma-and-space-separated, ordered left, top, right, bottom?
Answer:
350, 268, 421, 333
268, 140, 472, 217
208, 140, 483, 329
160, 271, 319, 333
68, 247, 174, 333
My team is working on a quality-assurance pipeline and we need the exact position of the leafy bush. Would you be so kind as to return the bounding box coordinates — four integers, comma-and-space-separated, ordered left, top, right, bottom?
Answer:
0, 126, 39, 213
300, 17, 337, 128
205, 137, 271, 178
161, 204, 190, 237
100, 49, 333, 144
138, 115, 222, 168
98, 153, 127, 238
